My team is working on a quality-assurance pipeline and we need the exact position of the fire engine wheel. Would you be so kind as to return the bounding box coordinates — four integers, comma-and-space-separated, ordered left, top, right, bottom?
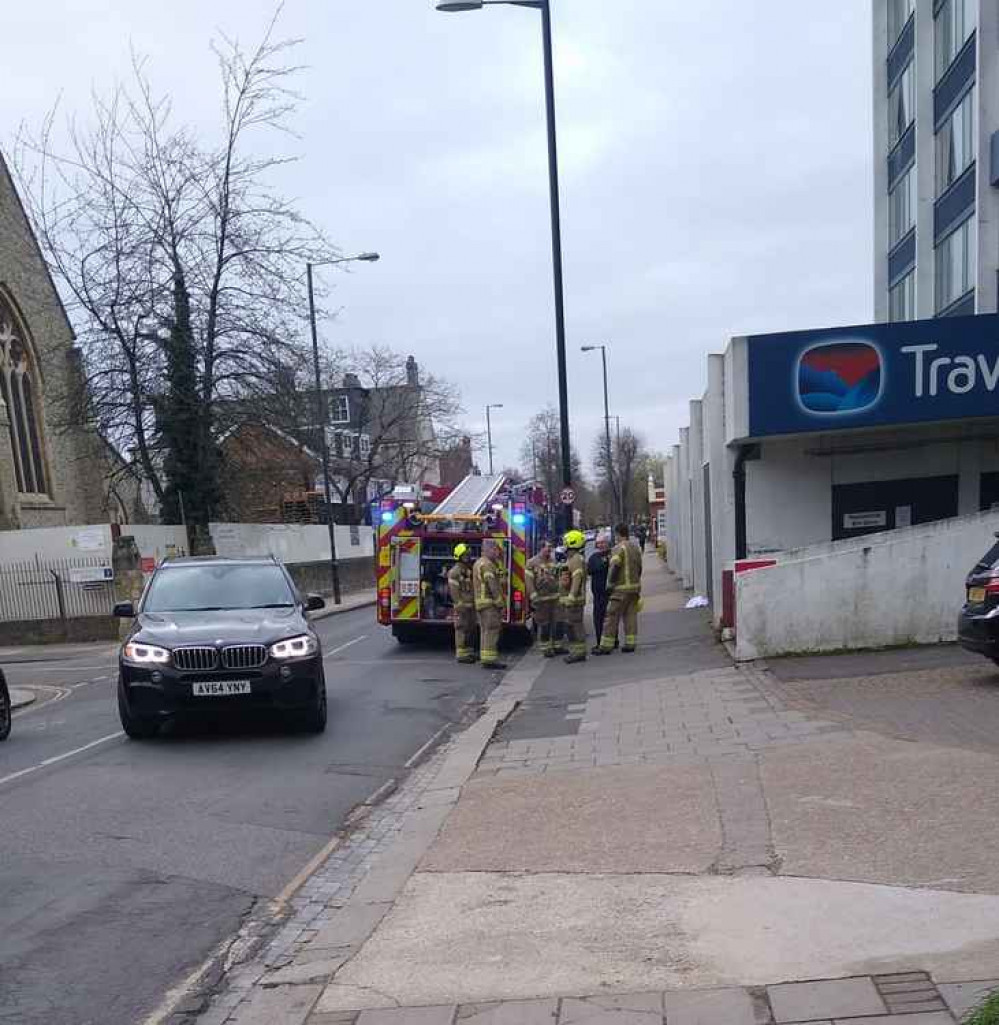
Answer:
392, 624, 418, 645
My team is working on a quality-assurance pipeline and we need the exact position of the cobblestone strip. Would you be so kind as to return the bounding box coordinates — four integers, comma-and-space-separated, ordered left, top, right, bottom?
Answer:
873, 972, 952, 1016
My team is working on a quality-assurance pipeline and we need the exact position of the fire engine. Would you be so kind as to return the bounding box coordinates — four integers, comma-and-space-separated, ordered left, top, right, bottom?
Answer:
375, 474, 550, 643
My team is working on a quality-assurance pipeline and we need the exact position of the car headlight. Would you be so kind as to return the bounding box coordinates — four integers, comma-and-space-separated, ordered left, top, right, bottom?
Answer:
123, 642, 171, 664
269, 634, 319, 660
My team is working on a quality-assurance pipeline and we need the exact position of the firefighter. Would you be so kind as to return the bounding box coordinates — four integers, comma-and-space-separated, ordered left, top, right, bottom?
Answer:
552, 544, 570, 654
526, 540, 560, 657
594, 523, 643, 654
473, 539, 507, 670
560, 529, 588, 663
448, 543, 477, 664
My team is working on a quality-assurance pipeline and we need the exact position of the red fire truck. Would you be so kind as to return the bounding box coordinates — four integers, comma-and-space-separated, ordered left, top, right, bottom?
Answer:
375, 474, 549, 644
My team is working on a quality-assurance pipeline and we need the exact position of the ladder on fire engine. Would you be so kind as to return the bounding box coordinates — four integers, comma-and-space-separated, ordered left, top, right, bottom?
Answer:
432, 474, 506, 517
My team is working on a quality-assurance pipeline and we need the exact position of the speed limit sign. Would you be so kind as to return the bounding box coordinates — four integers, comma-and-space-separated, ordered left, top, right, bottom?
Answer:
559, 487, 576, 505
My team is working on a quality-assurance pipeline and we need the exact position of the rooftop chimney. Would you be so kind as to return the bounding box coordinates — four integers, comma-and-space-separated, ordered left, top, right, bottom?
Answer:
406, 355, 419, 387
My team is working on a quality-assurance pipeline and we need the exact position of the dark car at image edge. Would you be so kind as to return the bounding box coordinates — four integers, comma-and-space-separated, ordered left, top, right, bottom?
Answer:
115, 556, 327, 739
958, 533, 999, 664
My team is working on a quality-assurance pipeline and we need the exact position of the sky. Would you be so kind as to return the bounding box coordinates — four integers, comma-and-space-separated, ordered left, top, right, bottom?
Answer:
2, 0, 874, 479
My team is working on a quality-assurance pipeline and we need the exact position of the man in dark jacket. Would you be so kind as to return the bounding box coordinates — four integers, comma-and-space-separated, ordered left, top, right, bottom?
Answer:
587, 533, 616, 654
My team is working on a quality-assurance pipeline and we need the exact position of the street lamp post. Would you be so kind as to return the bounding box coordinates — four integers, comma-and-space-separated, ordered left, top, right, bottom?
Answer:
485, 403, 504, 475
307, 251, 380, 605
437, 0, 573, 529
582, 344, 615, 522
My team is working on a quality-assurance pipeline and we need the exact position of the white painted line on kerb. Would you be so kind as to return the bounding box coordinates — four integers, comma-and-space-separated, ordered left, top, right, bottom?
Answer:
0, 731, 124, 788
322, 635, 367, 661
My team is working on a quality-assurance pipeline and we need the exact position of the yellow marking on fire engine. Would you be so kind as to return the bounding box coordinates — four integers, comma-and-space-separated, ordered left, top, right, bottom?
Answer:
396, 597, 419, 620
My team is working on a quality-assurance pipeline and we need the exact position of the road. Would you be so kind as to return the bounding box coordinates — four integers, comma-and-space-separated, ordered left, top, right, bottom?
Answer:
0, 607, 498, 1025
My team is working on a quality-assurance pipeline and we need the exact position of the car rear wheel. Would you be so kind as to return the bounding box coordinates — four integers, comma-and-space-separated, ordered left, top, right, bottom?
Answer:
117, 684, 159, 740
0, 672, 11, 742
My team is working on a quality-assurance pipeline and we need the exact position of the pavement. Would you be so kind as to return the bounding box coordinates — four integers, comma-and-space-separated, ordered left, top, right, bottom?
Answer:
182, 556, 999, 1024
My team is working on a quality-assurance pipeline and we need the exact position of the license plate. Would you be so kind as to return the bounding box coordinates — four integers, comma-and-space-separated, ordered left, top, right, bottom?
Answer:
191, 680, 252, 697
968, 587, 987, 604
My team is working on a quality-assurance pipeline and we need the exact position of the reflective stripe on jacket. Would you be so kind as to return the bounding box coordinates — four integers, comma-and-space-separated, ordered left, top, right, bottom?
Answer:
559, 552, 587, 607
473, 556, 504, 611
607, 540, 643, 594
447, 563, 474, 609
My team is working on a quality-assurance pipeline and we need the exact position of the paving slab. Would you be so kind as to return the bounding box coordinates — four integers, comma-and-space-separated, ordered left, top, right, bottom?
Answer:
422, 763, 720, 875
355, 1008, 455, 1025
230, 983, 322, 1024
768, 978, 885, 1022
456, 998, 559, 1023
761, 733, 999, 895
828, 1015, 953, 1025
663, 986, 766, 1024
938, 979, 999, 1019
559, 992, 661, 1023
316, 873, 999, 1009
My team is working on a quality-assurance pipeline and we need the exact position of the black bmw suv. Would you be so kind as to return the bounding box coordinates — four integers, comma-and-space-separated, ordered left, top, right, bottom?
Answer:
958, 533, 999, 664
115, 556, 327, 738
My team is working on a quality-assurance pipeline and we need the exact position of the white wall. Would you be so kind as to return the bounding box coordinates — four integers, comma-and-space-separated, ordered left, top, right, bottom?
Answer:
209, 523, 373, 563
688, 399, 708, 596
705, 354, 734, 622
0, 524, 186, 566
735, 507, 999, 659
678, 428, 693, 588
746, 441, 832, 554
122, 526, 188, 563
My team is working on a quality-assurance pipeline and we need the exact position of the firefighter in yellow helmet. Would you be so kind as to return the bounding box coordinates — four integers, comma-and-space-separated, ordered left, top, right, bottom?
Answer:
448, 543, 476, 664
473, 538, 507, 670
560, 529, 588, 663
594, 523, 643, 654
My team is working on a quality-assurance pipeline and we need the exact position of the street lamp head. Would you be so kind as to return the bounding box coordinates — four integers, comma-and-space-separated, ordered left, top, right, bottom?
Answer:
356, 252, 380, 262
581, 345, 595, 352
436, 1, 484, 9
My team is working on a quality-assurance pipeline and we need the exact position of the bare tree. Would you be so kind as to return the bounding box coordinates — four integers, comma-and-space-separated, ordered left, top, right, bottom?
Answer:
251, 344, 466, 524
615, 427, 643, 523
14, 16, 334, 531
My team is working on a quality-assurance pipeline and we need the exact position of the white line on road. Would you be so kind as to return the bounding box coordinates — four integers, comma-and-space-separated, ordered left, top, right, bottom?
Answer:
0, 731, 124, 788
322, 635, 367, 660
10, 664, 117, 673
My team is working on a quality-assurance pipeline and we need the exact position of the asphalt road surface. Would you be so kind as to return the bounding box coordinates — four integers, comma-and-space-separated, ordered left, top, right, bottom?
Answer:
0, 607, 498, 1025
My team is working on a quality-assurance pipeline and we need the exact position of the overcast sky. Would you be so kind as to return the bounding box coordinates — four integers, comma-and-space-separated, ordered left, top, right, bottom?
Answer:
3, 0, 873, 478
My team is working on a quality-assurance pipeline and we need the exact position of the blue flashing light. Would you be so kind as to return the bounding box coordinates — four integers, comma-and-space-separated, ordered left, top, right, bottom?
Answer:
512, 513, 527, 527
381, 510, 394, 523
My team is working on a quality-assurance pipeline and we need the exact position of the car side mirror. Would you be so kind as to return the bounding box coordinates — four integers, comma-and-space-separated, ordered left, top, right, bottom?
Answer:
306, 594, 326, 612
113, 601, 136, 618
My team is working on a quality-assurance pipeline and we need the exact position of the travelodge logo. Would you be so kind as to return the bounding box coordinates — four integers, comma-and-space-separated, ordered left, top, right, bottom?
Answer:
796, 341, 883, 416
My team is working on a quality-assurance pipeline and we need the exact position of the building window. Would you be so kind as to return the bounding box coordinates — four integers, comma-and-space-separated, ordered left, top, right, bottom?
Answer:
0, 293, 49, 496
359, 434, 371, 458
888, 0, 914, 49
935, 0, 976, 80
935, 216, 975, 311
936, 88, 975, 194
330, 394, 350, 424
888, 166, 916, 245
888, 271, 916, 322
888, 63, 914, 147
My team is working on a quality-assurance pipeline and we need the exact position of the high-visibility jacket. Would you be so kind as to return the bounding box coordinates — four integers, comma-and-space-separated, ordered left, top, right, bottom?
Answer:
559, 552, 587, 607
473, 555, 504, 611
607, 540, 643, 594
526, 554, 560, 604
447, 562, 474, 609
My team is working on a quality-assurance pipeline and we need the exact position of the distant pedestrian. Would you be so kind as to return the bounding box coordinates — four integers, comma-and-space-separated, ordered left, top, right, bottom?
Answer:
594, 523, 643, 654
637, 524, 648, 551
473, 539, 507, 670
587, 534, 616, 654
447, 543, 477, 664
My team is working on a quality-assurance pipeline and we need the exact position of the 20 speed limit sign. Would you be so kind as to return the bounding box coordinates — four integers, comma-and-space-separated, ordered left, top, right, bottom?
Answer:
559, 487, 576, 505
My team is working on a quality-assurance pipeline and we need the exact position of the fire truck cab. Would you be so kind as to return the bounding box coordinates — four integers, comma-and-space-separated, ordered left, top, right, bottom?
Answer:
375, 474, 549, 645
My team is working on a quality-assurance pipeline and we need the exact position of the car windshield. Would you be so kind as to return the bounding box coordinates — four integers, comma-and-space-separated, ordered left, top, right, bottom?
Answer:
142, 564, 296, 613
971, 540, 999, 575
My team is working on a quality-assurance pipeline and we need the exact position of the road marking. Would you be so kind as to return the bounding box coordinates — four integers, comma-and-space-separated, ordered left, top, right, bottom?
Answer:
322, 635, 367, 661
11, 664, 117, 672
274, 833, 343, 906
0, 731, 124, 787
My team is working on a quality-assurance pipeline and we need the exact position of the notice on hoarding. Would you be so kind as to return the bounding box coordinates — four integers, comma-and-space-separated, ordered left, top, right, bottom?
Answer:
843, 510, 887, 530
73, 527, 105, 551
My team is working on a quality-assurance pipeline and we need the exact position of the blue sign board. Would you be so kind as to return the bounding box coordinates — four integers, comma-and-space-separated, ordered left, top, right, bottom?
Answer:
747, 314, 999, 437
